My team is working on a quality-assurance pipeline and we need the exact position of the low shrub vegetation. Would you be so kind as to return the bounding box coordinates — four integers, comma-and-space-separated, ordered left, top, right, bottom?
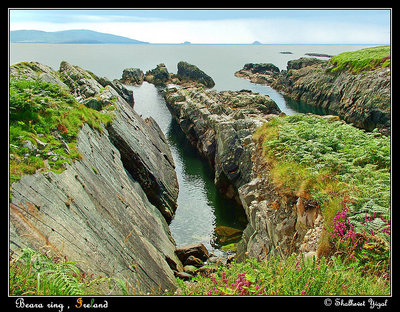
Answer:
9, 248, 128, 295
9, 78, 113, 184
173, 255, 390, 296
255, 114, 390, 277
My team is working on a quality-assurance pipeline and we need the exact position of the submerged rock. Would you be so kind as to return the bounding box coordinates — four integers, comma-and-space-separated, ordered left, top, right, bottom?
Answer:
213, 225, 243, 245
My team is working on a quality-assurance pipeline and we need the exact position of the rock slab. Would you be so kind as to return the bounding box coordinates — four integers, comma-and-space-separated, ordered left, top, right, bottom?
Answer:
10, 61, 181, 294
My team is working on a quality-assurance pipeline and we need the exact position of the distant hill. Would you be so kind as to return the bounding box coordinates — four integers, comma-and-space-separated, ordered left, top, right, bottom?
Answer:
10, 29, 149, 44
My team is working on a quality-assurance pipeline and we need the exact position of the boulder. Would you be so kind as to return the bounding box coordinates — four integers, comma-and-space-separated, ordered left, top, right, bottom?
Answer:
174, 271, 193, 281
243, 63, 280, 74
121, 67, 144, 85
183, 265, 198, 274
145, 63, 170, 86
184, 255, 204, 267
177, 61, 215, 88
175, 243, 210, 263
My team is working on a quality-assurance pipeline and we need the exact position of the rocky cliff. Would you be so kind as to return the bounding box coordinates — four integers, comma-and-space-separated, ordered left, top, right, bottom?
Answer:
163, 85, 326, 262
236, 131, 323, 261
236, 57, 391, 135
9, 61, 181, 294
164, 86, 281, 202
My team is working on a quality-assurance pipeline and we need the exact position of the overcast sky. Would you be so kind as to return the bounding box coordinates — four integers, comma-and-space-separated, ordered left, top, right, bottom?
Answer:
9, 9, 391, 44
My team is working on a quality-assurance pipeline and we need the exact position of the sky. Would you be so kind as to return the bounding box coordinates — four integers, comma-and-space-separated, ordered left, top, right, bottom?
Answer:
9, 9, 391, 44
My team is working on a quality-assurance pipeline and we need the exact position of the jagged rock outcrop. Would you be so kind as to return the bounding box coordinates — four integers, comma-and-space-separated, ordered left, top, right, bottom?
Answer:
164, 84, 324, 262
10, 61, 69, 88
120, 67, 144, 85
236, 132, 323, 261
176, 61, 215, 88
95, 76, 134, 106
164, 86, 280, 202
9, 61, 181, 294
236, 57, 391, 135
145, 63, 170, 86
235, 62, 281, 85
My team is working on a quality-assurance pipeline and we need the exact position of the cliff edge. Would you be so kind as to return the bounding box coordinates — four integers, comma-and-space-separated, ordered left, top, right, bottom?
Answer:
235, 46, 391, 135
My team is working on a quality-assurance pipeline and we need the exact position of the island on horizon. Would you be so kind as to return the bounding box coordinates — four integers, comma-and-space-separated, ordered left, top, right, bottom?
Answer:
10, 29, 149, 44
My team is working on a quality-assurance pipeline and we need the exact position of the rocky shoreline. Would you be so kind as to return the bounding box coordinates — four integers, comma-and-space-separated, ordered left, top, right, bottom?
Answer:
235, 57, 391, 135
164, 86, 281, 202
10, 54, 389, 292
9, 60, 253, 291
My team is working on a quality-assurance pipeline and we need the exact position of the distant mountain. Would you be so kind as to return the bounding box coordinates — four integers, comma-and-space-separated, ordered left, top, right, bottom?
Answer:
252, 41, 262, 45
10, 30, 149, 44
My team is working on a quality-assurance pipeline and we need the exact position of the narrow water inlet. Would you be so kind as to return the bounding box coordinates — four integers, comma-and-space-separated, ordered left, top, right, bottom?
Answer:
127, 82, 247, 255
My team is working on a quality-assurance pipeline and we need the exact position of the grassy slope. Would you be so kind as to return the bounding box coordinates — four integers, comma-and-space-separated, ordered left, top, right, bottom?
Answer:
256, 114, 390, 269
328, 45, 390, 74
9, 78, 113, 184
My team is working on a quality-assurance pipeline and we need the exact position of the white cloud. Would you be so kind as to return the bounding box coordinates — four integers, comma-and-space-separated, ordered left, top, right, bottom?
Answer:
10, 17, 390, 44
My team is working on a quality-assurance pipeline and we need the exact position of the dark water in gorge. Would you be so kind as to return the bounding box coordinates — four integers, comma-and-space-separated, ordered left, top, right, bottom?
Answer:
10, 43, 376, 254
128, 82, 247, 255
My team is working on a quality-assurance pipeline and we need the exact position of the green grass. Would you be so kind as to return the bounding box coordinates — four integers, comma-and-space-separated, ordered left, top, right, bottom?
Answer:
254, 114, 390, 271
172, 255, 390, 296
328, 45, 390, 74
9, 78, 113, 184
10, 248, 128, 295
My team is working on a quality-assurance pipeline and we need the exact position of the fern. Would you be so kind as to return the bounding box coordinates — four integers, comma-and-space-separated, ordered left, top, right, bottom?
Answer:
40, 262, 83, 295
10, 248, 128, 295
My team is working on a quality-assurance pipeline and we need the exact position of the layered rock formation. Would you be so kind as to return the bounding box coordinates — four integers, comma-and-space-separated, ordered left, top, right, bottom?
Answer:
164, 85, 326, 263
236, 132, 323, 261
9, 61, 181, 294
164, 86, 280, 202
236, 57, 391, 135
